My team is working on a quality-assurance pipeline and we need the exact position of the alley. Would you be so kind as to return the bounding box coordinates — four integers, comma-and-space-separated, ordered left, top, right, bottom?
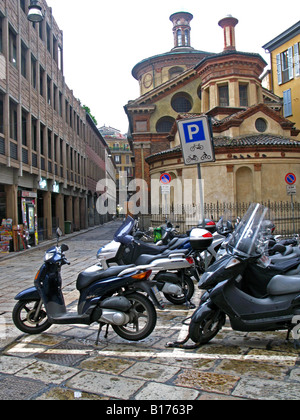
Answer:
0, 221, 300, 401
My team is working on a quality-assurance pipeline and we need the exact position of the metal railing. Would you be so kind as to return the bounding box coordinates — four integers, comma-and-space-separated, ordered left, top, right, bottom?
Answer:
142, 201, 300, 237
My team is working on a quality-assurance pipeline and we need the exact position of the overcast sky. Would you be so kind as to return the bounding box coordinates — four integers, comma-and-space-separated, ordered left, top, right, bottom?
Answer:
47, 0, 299, 133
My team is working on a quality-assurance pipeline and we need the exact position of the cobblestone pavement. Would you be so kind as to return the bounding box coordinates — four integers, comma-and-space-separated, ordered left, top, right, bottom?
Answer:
0, 220, 300, 401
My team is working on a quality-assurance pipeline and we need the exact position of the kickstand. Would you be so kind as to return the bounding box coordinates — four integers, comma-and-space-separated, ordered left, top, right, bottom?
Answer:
104, 324, 109, 339
95, 322, 105, 346
285, 329, 291, 343
285, 329, 300, 350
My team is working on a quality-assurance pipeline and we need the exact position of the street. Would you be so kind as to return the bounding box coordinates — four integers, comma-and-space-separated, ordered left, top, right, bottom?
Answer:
0, 220, 300, 401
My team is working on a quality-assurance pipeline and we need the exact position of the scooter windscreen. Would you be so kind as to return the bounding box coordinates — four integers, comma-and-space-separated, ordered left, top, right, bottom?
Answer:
114, 216, 135, 245
227, 203, 270, 257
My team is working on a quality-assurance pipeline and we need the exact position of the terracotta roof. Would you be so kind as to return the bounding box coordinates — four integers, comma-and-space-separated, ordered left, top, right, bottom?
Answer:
146, 134, 300, 163
213, 134, 300, 148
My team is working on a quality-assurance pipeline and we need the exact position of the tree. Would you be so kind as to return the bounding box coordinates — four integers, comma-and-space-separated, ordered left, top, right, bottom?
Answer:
82, 105, 98, 126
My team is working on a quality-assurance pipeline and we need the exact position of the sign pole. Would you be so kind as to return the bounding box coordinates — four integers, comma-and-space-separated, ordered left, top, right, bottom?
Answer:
285, 173, 297, 234
197, 163, 205, 227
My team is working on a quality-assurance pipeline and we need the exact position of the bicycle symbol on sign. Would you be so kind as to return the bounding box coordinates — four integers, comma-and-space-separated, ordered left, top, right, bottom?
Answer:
190, 144, 204, 152
186, 152, 212, 163
186, 155, 199, 163
201, 152, 211, 160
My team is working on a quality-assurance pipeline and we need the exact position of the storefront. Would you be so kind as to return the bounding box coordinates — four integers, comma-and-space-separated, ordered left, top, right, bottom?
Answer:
18, 190, 38, 247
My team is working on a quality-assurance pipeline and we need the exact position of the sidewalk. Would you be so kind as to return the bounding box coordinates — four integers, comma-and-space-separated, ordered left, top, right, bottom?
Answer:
0, 222, 300, 400
0, 220, 118, 262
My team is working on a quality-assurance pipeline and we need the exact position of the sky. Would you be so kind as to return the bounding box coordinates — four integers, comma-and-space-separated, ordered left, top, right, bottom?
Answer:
46, 0, 299, 134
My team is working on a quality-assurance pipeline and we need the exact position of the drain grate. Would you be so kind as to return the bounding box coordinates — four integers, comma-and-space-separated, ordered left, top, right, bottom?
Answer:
35, 342, 92, 367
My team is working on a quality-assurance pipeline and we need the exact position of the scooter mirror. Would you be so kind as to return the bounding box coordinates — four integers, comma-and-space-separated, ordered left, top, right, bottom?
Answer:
61, 244, 69, 252
56, 228, 63, 237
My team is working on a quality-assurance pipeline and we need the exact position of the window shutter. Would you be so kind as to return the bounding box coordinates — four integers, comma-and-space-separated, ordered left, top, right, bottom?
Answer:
295, 43, 300, 77
288, 46, 294, 80
276, 54, 282, 85
283, 89, 292, 117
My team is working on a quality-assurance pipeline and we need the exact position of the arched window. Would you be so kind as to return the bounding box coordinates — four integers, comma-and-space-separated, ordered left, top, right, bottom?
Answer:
169, 66, 184, 80
156, 117, 175, 133
184, 30, 189, 46
177, 30, 182, 47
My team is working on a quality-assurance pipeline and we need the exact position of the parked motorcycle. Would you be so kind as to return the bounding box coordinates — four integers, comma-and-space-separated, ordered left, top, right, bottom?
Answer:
168, 203, 300, 348
97, 217, 197, 306
13, 229, 158, 343
187, 203, 300, 346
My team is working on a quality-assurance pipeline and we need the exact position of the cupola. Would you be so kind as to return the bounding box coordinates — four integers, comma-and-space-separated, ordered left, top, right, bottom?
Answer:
169, 12, 194, 51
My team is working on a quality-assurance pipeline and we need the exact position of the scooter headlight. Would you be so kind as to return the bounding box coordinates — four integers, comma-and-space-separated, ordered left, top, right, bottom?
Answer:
44, 251, 55, 262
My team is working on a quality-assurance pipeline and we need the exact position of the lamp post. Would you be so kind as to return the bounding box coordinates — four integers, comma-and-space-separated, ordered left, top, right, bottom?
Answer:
27, 0, 44, 23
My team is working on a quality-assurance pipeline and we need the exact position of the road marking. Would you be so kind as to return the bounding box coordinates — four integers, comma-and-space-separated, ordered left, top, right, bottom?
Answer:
6, 339, 298, 364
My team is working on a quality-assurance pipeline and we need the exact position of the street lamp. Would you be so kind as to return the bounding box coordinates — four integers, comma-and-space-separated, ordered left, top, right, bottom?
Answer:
27, 0, 44, 23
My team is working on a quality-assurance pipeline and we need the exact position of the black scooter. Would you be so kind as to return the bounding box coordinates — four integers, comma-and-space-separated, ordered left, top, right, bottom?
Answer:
13, 229, 157, 343
168, 203, 300, 348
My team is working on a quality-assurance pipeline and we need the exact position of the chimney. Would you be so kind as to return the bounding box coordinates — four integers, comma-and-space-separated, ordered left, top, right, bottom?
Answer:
218, 15, 239, 51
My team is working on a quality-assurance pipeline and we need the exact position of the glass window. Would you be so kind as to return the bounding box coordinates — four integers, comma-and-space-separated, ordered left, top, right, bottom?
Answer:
218, 85, 229, 107
239, 84, 248, 107
21, 42, 27, 79
177, 30, 182, 47
22, 110, 27, 146
171, 93, 192, 112
9, 28, 17, 67
31, 55, 37, 89
255, 118, 267, 133
156, 117, 175, 133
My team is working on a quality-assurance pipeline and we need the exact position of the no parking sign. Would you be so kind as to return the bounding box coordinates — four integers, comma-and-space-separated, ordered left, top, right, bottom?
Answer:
160, 173, 171, 184
285, 173, 296, 185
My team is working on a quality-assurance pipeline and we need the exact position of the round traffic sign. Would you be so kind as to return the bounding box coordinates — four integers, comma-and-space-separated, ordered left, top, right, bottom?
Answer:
285, 173, 296, 185
160, 173, 171, 184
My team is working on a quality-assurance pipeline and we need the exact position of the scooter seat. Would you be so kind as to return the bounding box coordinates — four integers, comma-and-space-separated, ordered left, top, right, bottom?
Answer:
134, 254, 162, 265
168, 237, 189, 250
76, 264, 135, 291
267, 274, 300, 296
135, 249, 189, 266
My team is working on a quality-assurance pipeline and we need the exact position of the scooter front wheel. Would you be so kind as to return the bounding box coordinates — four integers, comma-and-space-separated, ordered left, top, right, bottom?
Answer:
189, 309, 225, 344
112, 293, 157, 341
12, 300, 52, 335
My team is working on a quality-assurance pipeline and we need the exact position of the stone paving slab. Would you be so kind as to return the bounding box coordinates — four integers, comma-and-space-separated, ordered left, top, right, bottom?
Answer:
66, 370, 145, 399
0, 222, 300, 401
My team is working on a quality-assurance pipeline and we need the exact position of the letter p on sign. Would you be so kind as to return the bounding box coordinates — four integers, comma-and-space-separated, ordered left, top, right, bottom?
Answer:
184, 120, 206, 143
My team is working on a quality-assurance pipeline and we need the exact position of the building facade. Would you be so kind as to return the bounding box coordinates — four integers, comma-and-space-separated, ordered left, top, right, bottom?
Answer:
99, 125, 134, 212
0, 0, 107, 248
263, 20, 300, 140
125, 13, 300, 218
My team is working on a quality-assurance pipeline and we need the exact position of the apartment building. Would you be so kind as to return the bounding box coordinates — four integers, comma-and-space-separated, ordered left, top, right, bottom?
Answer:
99, 126, 134, 209
263, 21, 300, 139
0, 0, 106, 248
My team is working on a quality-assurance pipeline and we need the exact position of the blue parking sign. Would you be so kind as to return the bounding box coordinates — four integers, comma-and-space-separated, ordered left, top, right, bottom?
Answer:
177, 116, 215, 165
182, 120, 206, 143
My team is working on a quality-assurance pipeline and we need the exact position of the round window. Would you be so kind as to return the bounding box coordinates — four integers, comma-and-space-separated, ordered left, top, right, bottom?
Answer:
171, 93, 193, 113
255, 118, 267, 133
